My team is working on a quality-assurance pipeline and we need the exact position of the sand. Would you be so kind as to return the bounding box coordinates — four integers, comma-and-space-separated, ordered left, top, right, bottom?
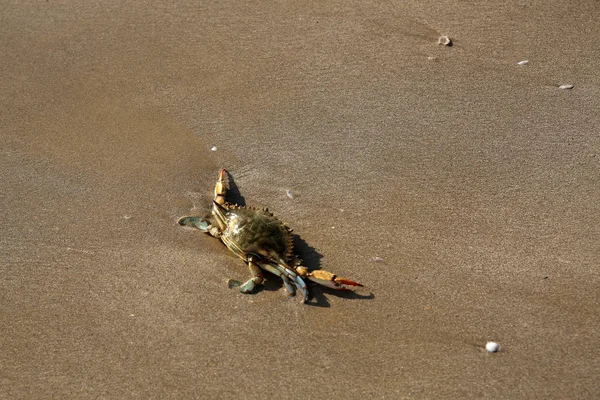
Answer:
1, 1, 599, 398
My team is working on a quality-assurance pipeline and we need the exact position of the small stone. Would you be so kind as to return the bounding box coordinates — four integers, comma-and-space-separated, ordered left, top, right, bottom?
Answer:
124, 215, 133, 220
210, 146, 218, 151
558, 84, 574, 90
438, 36, 452, 46
486, 341, 500, 353
372, 256, 384, 262
517, 60, 529, 65
286, 189, 294, 199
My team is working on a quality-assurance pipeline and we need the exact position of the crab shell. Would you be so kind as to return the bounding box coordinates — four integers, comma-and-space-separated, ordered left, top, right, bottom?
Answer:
218, 204, 295, 267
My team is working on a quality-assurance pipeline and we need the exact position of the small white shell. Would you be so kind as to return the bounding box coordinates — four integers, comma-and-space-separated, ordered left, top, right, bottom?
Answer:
486, 341, 500, 353
517, 60, 529, 65
210, 146, 218, 151
286, 189, 294, 199
437, 36, 452, 46
558, 84, 574, 90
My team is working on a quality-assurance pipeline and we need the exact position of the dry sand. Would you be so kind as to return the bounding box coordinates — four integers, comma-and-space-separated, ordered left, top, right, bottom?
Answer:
1, 1, 599, 398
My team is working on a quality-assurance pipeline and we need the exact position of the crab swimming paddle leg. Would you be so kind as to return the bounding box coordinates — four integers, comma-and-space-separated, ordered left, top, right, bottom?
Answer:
178, 216, 221, 237
236, 257, 264, 294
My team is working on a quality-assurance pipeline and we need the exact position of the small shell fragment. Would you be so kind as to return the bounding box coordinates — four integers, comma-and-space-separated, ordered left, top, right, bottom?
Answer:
486, 341, 500, 353
371, 256, 384, 262
285, 189, 294, 199
558, 84, 574, 90
210, 146, 218, 151
437, 36, 452, 46
517, 60, 529, 65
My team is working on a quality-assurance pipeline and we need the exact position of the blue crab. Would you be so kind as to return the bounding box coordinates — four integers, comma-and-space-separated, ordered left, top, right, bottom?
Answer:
178, 169, 362, 302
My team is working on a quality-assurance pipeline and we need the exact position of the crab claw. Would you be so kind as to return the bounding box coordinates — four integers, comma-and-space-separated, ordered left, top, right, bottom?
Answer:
297, 268, 362, 291
214, 168, 227, 205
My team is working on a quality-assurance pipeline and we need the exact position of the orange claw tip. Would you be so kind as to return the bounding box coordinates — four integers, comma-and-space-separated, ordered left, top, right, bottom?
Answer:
335, 278, 363, 287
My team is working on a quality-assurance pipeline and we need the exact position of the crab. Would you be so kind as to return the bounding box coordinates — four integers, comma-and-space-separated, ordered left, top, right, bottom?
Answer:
178, 169, 362, 302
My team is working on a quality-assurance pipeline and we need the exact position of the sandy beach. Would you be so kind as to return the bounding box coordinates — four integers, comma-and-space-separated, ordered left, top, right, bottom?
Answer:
1, 1, 599, 398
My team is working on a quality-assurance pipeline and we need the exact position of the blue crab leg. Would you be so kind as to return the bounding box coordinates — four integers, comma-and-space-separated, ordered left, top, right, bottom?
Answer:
229, 257, 264, 294
260, 264, 297, 295
292, 274, 309, 302
273, 263, 309, 302
178, 216, 221, 237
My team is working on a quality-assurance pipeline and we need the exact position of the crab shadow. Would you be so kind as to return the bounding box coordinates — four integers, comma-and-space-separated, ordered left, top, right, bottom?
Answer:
224, 170, 246, 206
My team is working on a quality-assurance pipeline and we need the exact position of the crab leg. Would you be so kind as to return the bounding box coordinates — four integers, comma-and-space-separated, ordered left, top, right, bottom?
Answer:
255, 262, 308, 302
260, 264, 296, 295
291, 272, 309, 302
274, 263, 308, 302
178, 216, 221, 237
228, 256, 264, 294
296, 267, 362, 291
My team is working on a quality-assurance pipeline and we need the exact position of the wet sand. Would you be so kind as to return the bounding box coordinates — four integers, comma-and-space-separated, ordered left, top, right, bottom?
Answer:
1, 1, 599, 398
